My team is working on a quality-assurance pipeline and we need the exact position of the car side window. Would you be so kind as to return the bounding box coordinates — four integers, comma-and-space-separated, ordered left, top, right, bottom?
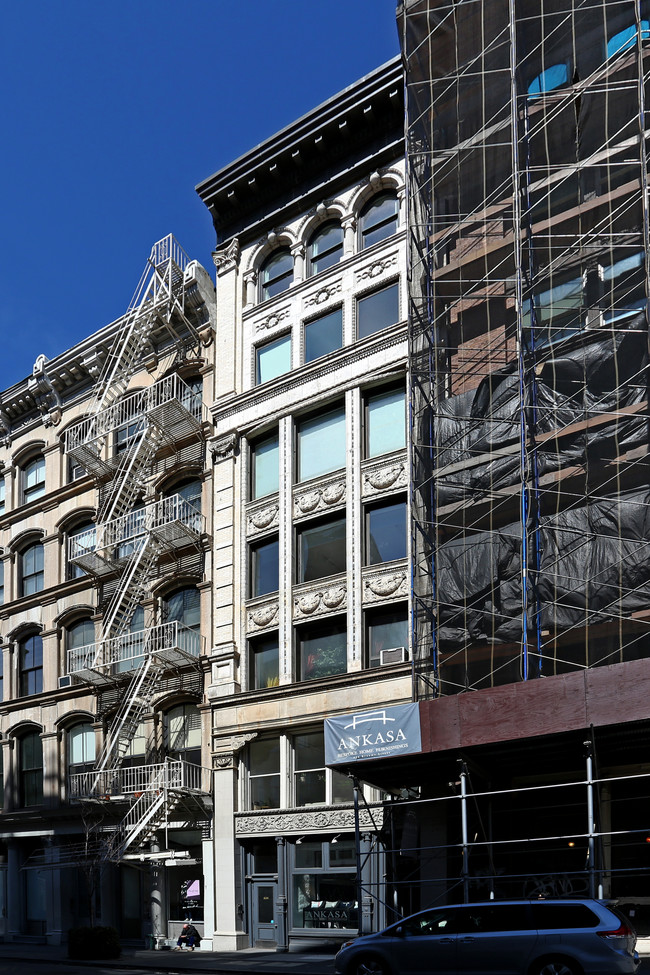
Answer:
401, 909, 460, 936
455, 905, 533, 932
530, 904, 600, 929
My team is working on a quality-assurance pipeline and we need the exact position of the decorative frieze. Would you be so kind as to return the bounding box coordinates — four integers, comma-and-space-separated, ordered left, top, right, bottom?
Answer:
254, 307, 291, 334
303, 282, 343, 311
246, 598, 280, 634
293, 475, 346, 522
362, 563, 408, 605
235, 804, 383, 836
355, 252, 399, 286
361, 455, 408, 499
293, 579, 347, 621
246, 500, 280, 538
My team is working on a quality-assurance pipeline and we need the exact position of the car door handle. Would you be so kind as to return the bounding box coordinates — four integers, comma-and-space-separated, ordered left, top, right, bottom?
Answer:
439, 938, 454, 944
460, 937, 476, 943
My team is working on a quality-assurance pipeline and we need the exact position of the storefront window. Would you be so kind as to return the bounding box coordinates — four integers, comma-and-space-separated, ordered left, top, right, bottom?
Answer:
167, 830, 203, 921
291, 838, 358, 931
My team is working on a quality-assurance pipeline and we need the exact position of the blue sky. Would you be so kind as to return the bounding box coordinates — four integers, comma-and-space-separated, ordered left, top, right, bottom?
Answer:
0, 1, 400, 392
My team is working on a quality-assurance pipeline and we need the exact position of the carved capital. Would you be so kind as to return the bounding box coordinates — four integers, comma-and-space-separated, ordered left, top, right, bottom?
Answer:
213, 238, 240, 273
210, 432, 239, 463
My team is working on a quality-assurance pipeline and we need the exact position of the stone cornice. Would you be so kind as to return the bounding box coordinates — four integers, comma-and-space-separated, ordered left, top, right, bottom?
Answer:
234, 803, 384, 836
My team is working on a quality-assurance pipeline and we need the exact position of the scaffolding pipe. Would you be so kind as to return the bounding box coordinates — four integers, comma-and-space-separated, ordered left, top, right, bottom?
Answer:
460, 763, 469, 903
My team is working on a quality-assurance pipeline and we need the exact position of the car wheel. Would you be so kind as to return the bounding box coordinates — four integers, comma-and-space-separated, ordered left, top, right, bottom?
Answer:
352, 955, 389, 975
532, 957, 580, 975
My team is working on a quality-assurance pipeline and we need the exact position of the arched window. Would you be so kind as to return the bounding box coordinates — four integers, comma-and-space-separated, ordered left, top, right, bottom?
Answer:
163, 587, 201, 656
260, 248, 293, 301
167, 476, 202, 514
165, 703, 201, 766
20, 542, 44, 596
68, 721, 96, 777
67, 520, 96, 580
67, 619, 95, 673
308, 221, 343, 276
23, 456, 45, 504
19, 730, 43, 806
359, 193, 399, 249
19, 633, 43, 696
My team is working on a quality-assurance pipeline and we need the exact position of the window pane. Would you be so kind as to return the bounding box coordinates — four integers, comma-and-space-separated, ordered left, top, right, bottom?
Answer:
69, 723, 95, 766
251, 538, 279, 596
298, 407, 345, 481
0, 476, 5, 514
261, 249, 293, 300
305, 308, 343, 363
310, 223, 343, 275
250, 738, 280, 810
164, 588, 200, 630
299, 517, 346, 582
250, 738, 280, 775
251, 775, 281, 810
367, 606, 409, 668
68, 619, 95, 650
332, 770, 355, 804
24, 457, 45, 500
256, 334, 291, 385
292, 872, 357, 929
252, 432, 279, 499
298, 619, 347, 681
296, 770, 326, 806
251, 636, 279, 689
366, 500, 407, 564
367, 387, 406, 456
357, 282, 399, 339
295, 840, 323, 869
361, 194, 399, 248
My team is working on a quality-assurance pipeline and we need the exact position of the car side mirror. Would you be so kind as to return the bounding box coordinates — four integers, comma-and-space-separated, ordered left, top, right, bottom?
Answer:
393, 925, 405, 938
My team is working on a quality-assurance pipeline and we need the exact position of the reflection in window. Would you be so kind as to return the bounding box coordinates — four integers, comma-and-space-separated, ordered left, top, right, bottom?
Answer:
21, 543, 44, 596
256, 334, 291, 385
294, 732, 326, 805
164, 588, 200, 632
68, 722, 96, 776
251, 431, 279, 499
260, 249, 293, 301
19, 633, 43, 695
527, 63, 569, 98
309, 222, 343, 276
366, 386, 406, 457
19, 731, 43, 806
122, 720, 147, 767
360, 193, 399, 249
23, 457, 45, 503
366, 499, 407, 565
607, 21, 650, 58
249, 738, 280, 809
250, 537, 279, 597
298, 516, 346, 583
366, 605, 409, 668
357, 282, 400, 339
68, 521, 96, 580
298, 618, 347, 681
250, 634, 279, 689
297, 406, 345, 482
165, 703, 201, 766
67, 619, 95, 665
305, 307, 343, 363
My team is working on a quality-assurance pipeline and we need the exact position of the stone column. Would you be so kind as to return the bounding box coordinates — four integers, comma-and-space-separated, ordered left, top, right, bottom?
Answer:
149, 839, 164, 944
342, 215, 356, 257
275, 836, 288, 953
291, 243, 305, 285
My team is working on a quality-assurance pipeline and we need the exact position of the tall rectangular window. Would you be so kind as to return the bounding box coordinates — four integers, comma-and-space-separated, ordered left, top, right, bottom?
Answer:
21, 543, 44, 596
294, 732, 326, 805
304, 307, 343, 363
297, 406, 345, 482
0, 561, 4, 607
298, 618, 347, 681
357, 282, 399, 339
23, 457, 45, 503
298, 516, 346, 583
0, 476, 5, 514
250, 634, 280, 690
249, 738, 280, 810
250, 538, 280, 597
366, 605, 409, 668
19, 634, 43, 696
251, 431, 279, 499
366, 386, 406, 457
365, 499, 407, 565
256, 334, 291, 385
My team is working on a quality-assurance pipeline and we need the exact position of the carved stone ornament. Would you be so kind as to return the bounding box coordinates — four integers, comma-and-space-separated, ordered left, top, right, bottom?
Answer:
28, 354, 62, 428
213, 238, 240, 273
247, 600, 279, 631
235, 804, 383, 836
247, 504, 279, 536
293, 583, 346, 620
293, 480, 346, 520
303, 282, 342, 310
362, 462, 407, 497
356, 253, 398, 284
213, 731, 257, 770
363, 570, 408, 604
0, 403, 10, 448
255, 307, 290, 333
210, 432, 239, 463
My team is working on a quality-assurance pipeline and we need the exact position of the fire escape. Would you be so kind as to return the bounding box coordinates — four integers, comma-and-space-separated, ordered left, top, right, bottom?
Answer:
61, 235, 213, 860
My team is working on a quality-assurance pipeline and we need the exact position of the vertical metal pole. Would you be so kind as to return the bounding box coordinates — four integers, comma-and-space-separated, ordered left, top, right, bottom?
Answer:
585, 743, 596, 899
460, 763, 469, 903
354, 777, 363, 933
275, 836, 288, 953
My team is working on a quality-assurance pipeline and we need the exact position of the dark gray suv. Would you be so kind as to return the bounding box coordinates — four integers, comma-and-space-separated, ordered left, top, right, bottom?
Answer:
334, 899, 639, 975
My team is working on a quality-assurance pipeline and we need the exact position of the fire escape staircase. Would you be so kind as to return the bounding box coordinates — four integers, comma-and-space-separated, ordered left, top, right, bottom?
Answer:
62, 236, 211, 856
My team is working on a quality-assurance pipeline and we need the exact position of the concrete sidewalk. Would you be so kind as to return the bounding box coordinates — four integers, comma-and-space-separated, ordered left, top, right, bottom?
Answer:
0, 940, 339, 974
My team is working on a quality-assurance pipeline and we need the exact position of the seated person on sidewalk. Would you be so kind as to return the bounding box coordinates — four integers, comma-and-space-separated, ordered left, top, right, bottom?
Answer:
175, 923, 200, 950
